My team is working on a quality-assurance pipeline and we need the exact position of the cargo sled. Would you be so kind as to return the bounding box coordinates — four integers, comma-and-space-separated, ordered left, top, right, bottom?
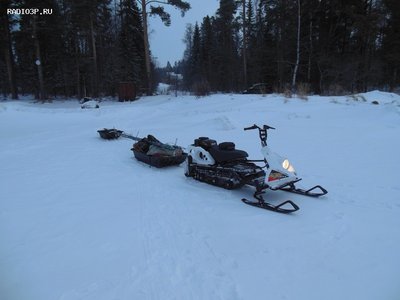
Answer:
98, 128, 186, 168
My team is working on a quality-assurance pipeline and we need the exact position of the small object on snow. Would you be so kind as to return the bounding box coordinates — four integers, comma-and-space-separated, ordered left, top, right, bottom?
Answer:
81, 99, 100, 109
80, 97, 92, 104
185, 124, 327, 213
98, 128, 123, 139
371, 100, 379, 105
242, 83, 272, 94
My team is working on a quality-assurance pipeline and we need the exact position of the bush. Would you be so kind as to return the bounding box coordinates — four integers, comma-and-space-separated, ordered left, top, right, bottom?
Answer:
283, 85, 292, 99
297, 82, 310, 100
326, 84, 348, 96
347, 94, 367, 102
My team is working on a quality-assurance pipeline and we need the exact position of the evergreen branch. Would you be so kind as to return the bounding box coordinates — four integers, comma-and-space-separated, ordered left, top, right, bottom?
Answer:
146, 0, 190, 16
150, 5, 171, 26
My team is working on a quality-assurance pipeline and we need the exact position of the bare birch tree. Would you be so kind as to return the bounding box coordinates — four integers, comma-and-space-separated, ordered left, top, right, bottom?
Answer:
291, 0, 301, 93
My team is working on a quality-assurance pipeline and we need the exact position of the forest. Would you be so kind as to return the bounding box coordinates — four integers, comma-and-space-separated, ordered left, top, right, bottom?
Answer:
1, 0, 400, 100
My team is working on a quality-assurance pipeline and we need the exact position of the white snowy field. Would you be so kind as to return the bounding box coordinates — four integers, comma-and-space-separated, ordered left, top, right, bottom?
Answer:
0, 91, 400, 300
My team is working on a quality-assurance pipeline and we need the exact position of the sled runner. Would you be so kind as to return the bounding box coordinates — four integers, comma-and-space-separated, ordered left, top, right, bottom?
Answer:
98, 128, 186, 168
184, 124, 328, 213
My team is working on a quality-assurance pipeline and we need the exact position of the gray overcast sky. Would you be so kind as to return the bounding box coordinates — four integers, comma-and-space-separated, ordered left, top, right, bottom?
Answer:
148, 0, 220, 67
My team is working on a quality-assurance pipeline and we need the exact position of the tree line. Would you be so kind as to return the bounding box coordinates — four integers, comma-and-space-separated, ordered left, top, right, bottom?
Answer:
180, 0, 400, 95
0, 0, 190, 100
2, 0, 400, 100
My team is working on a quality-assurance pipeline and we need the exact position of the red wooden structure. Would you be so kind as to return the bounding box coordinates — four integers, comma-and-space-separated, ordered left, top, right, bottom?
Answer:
118, 82, 136, 101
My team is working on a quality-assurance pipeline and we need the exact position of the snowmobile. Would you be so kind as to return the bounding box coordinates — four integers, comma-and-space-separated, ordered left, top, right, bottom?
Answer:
98, 128, 186, 168
184, 124, 327, 213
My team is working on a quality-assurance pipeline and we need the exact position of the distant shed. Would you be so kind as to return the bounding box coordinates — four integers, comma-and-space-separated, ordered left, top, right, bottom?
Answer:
118, 82, 136, 101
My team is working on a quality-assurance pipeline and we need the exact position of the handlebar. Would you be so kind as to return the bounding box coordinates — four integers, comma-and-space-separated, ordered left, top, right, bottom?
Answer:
244, 125, 258, 131
244, 124, 275, 146
244, 124, 275, 131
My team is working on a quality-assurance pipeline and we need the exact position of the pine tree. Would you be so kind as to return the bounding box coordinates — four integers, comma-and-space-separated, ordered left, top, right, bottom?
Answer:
213, 0, 240, 91
250, 0, 282, 91
200, 15, 215, 89
117, 0, 146, 88
244, 0, 259, 86
187, 23, 202, 88
0, 0, 18, 99
13, 0, 65, 100
96, 0, 117, 96
382, 0, 400, 90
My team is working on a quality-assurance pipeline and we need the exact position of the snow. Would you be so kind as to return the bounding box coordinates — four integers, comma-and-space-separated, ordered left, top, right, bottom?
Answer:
1, 92, 400, 300
157, 83, 171, 95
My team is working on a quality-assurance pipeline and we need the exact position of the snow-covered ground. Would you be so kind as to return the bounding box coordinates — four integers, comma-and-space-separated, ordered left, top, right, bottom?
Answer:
1, 91, 399, 300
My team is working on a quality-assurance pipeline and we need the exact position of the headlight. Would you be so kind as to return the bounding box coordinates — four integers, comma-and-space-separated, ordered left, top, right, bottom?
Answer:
282, 159, 290, 169
282, 159, 296, 173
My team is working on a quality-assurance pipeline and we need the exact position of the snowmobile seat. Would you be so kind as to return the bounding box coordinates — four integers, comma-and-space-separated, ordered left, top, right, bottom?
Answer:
209, 142, 248, 163
218, 142, 235, 151
194, 137, 217, 150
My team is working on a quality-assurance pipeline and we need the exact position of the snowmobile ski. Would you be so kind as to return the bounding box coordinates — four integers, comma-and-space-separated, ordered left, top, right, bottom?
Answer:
276, 180, 328, 197
241, 191, 299, 214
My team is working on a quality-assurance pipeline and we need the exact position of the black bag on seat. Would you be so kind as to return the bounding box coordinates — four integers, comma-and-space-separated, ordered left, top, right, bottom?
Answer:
194, 137, 217, 150
218, 142, 235, 151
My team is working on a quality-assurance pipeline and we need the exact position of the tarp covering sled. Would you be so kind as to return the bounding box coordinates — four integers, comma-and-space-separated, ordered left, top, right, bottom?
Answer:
98, 128, 186, 168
